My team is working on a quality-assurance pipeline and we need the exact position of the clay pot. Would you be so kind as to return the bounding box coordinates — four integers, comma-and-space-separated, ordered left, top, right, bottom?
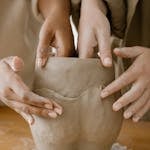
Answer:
30, 58, 123, 150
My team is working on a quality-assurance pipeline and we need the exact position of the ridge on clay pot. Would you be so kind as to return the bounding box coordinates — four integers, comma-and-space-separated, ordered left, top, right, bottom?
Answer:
31, 57, 123, 150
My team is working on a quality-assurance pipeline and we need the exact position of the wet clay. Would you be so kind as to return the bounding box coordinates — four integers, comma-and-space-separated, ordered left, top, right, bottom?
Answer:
31, 58, 123, 150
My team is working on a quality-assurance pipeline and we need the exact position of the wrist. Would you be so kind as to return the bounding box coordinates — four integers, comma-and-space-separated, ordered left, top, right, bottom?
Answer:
81, 0, 107, 15
38, 0, 71, 19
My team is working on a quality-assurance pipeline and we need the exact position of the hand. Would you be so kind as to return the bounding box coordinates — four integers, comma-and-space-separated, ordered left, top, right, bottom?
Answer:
0, 56, 63, 124
101, 46, 150, 122
78, 0, 112, 67
36, 0, 75, 68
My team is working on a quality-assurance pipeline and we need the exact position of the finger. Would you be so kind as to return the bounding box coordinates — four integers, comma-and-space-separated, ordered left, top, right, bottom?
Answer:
2, 97, 58, 118
124, 89, 149, 119
2, 82, 53, 109
78, 27, 97, 58
132, 100, 150, 122
19, 102, 58, 118
12, 89, 63, 114
1, 89, 61, 117
7, 72, 60, 111
8, 89, 54, 110
9, 72, 30, 97
114, 46, 143, 58
52, 100, 63, 115
2, 56, 24, 72
11, 56, 24, 72
26, 92, 62, 112
55, 30, 74, 57
0, 95, 34, 121
0, 62, 30, 96
29, 94, 63, 115
23, 92, 54, 109
97, 28, 112, 67
36, 20, 53, 68
112, 81, 146, 111
101, 65, 137, 98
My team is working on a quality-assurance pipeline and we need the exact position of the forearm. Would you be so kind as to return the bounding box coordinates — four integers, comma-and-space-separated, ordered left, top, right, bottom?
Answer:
38, 0, 71, 18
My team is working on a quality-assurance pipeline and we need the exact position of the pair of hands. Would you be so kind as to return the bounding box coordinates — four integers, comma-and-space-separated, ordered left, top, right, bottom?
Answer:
0, 56, 63, 124
36, 0, 112, 68
1, 0, 149, 124
0, 0, 73, 125
78, 0, 150, 122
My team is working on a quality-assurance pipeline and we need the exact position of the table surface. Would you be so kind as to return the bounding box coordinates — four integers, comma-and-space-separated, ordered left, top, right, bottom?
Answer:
0, 107, 150, 150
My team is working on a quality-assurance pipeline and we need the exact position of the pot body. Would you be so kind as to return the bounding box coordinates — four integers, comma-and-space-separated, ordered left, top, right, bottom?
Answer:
31, 58, 123, 150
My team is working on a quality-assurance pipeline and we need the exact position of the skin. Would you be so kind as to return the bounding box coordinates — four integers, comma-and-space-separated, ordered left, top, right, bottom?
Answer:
101, 47, 150, 122
78, 0, 150, 122
0, 0, 74, 124
37, 0, 75, 67
0, 56, 63, 124
78, 0, 112, 67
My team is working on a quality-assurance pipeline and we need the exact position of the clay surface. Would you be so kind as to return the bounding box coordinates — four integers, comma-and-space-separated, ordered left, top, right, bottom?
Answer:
31, 58, 123, 150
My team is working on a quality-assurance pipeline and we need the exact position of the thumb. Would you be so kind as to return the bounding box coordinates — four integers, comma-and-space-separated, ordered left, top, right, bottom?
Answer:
3, 56, 24, 72
36, 20, 54, 68
114, 46, 143, 58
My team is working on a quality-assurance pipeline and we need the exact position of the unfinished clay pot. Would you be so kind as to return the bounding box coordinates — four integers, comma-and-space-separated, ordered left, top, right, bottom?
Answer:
30, 58, 123, 150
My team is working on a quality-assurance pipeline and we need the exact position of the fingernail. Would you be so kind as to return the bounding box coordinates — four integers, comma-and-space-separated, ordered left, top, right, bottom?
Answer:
133, 116, 140, 122
45, 104, 53, 109
101, 91, 109, 98
54, 108, 62, 115
113, 103, 122, 111
48, 112, 57, 118
103, 57, 112, 67
124, 112, 132, 119
97, 52, 100, 57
